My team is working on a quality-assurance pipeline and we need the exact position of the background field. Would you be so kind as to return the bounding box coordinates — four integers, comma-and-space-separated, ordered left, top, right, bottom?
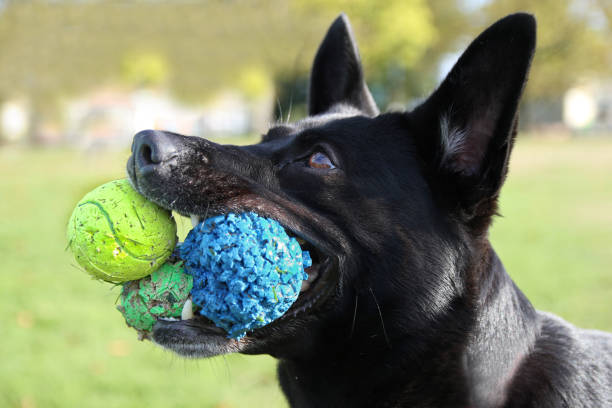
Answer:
1, 136, 611, 408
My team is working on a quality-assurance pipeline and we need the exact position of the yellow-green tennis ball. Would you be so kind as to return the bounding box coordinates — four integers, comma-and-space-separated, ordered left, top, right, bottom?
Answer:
67, 179, 177, 283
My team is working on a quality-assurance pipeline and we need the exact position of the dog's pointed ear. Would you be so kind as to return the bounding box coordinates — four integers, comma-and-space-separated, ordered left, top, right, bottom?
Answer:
308, 14, 379, 117
412, 13, 536, 229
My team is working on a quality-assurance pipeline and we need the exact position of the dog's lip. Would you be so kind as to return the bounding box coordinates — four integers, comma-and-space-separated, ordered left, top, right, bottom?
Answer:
273, 255, 338, 318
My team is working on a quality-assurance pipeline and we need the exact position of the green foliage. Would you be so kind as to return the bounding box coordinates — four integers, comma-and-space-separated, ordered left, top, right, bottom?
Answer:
236, 65, 273, 100
293, 0, 440, 103
121, 52, 169, 87
28, 0, 607, 109
295, 0, 436, 68
481, 0, 612, 99
0, 0, 609, 124
0, 0, 446, 110
0, 0, 322, 103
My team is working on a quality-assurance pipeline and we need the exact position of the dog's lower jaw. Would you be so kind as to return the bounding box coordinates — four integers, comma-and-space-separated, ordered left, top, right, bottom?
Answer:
151, 319, 249, 358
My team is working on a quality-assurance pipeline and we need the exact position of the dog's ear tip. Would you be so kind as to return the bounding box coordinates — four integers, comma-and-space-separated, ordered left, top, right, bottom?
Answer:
491, 13, 537, 44
504, 12, 536, 25
494, 12, 536, 28
328, 13, 354, 39
333, 12, 350, 26
515, 12, 536, 27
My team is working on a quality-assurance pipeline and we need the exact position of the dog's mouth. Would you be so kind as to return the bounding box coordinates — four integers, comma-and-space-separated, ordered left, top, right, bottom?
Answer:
148, 210, 339, 358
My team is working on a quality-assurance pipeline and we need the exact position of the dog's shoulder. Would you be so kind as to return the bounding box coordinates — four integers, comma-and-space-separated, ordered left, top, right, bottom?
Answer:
536, 311, 612, 367
505, 311, 612, 407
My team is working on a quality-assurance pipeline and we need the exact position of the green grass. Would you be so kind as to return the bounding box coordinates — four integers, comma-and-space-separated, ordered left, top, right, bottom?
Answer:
490, 137, 612, 331
1, 136, 611, 407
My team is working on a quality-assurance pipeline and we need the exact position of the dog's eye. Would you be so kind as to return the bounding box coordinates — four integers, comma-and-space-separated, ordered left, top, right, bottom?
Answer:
308, 152, 336, 169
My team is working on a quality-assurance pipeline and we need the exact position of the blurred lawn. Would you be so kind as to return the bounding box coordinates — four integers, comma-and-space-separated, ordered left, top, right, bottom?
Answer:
491, 137, 612, 330
1, 136, 611, 408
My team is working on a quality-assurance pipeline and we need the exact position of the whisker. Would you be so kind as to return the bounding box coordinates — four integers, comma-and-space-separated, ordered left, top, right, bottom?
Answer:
276, 98, 283, 123
221, 354, 231, 382
369, 287, 391, 348
286, 93, 294, 123
349, 293, 359, 338
203, 201, 210, 220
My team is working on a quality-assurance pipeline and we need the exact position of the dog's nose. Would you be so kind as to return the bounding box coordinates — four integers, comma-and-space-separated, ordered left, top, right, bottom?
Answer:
132, 130, 178, 170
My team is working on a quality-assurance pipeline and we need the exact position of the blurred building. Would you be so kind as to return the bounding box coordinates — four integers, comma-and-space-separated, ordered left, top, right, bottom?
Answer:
0, 100, 29, 142
2, 79, 611, 146
0, 86, 273, 149
63, 88, 267, 150
563, 82, 612, 133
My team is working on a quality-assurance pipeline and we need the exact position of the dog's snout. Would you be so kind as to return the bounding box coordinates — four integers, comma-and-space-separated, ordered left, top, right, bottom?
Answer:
132, 130, 179, 170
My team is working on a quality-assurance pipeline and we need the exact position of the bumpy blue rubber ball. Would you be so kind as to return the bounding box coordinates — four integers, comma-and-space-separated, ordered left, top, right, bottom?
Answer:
180, 212, 311, 339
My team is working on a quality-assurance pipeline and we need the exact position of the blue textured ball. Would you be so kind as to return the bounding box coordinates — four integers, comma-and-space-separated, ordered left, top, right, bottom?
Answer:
179, 212, 311, 339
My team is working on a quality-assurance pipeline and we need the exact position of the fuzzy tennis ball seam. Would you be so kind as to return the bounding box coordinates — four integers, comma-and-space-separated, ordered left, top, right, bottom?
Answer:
75, 200, 166, 261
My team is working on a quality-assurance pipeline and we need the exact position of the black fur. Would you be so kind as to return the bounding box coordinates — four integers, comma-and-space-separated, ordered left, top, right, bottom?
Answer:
127, 13, 612, 407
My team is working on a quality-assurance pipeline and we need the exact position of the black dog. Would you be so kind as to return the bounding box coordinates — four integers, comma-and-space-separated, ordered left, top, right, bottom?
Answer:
127, 13, 612, 407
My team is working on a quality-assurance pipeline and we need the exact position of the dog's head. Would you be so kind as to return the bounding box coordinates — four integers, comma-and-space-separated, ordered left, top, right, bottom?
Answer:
127, 13, 535, 360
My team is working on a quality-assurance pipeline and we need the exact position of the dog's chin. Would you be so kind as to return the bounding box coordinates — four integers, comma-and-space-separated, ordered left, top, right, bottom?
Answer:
151, 318, 246, 358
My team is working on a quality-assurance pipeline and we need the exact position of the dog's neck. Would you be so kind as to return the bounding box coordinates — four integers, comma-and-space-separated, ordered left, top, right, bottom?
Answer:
277, 243, 539, 407
463, 244, 539, 407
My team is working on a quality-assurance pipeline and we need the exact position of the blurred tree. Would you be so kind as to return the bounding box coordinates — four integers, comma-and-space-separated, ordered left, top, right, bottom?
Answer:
481, 0, 612, 100
0, 0, 465, 127
292, 0, 440, 105
0, 0, 325, 142
121, 52, 169, 88
0, 0, 321, 100
598, 0, 612, 24
275, 0, 473, 113
236, 66, 273, 101
0, 0, 609, 143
